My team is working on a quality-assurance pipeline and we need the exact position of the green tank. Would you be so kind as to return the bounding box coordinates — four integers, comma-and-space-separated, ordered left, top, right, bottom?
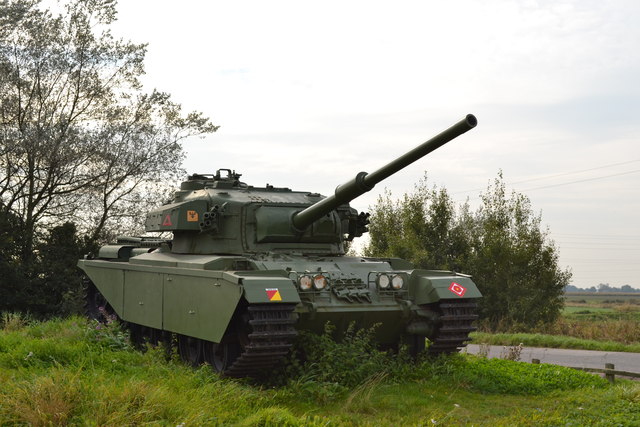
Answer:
78, 114, 481, 377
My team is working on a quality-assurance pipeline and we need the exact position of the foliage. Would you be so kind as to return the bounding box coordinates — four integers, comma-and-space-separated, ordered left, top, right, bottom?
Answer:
0, 0, 218, 266
0, 209, 30, 312
84, 314, 132, 352
271, 323, 412, 403
0, 0, 218, 317
1, 317, 637, 426
364, 172, 572, 330
0, 221, 87, 317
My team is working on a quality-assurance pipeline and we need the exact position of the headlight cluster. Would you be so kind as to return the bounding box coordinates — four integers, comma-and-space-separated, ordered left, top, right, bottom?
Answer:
297, 274, 328, 291
376, 273, 405, 290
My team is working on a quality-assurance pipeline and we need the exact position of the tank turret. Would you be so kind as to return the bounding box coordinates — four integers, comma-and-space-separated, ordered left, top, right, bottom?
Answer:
143, 114, 477, 256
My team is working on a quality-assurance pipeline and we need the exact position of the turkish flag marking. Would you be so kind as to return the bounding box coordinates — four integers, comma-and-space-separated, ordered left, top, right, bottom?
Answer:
265, 288, 282, 301
162, 215, 173, 226
449, 282, 467, 297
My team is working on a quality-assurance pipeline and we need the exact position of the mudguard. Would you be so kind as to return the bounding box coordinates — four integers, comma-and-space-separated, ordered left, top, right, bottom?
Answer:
240, 275, 301, 304
409, 269, 482, 304
78, 259, 244, 343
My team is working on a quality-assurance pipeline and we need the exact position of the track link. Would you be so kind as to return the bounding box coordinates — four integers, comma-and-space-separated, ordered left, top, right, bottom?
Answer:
223, 304, 298, 378
428, 299, 478, 355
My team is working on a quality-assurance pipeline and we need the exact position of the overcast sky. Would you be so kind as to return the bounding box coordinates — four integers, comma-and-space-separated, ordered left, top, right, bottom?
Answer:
111, 0, 640, 289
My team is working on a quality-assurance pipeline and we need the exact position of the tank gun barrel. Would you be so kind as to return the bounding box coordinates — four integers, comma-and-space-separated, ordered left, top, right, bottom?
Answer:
292, 114, 477, 231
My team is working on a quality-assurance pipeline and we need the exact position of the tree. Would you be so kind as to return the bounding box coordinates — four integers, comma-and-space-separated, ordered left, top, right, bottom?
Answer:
469, 174, 571, 329
32, 222, 85, 316
364, 173, 572, 330
0, 207, 29, 312
365, 175, 473, 272
0, 0, 218, 265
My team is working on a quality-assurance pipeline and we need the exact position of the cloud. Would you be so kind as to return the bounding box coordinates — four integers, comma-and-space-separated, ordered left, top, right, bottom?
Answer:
111, 0, 640, 287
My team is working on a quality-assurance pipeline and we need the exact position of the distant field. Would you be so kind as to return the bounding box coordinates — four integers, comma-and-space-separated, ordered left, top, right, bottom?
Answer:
565, 292, 640, 305
562, 306, 616, 315
564, 293, 640, 319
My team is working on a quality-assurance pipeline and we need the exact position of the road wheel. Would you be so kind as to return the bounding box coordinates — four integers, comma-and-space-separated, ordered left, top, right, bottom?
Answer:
178, 334, 204, 366
203, 337, 242, 373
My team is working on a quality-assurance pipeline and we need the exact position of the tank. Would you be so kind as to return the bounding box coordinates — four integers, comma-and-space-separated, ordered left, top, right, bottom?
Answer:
78, 114, 481, 377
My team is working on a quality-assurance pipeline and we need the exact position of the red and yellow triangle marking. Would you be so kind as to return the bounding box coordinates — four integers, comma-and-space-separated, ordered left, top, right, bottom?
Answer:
265, 288, 282, 301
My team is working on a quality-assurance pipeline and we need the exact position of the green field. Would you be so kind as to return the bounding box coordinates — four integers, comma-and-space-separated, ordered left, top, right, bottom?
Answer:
1, 316, 639, 426
564, 292, 640, 306
471, 292, 640, 352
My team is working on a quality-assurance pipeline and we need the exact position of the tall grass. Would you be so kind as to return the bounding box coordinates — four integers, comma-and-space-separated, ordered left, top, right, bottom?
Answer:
0, 316, 637, 426
541, 317, 640, 344
477, 299, 640, 350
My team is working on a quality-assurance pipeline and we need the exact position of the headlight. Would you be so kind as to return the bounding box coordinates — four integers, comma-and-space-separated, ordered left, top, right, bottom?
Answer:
391, 274, 404, 290
298, 275, 313, 291
313, 274, 327, 290
377, 273, 390, 289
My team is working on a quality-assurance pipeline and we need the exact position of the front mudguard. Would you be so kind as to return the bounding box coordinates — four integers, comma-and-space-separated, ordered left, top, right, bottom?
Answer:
409, 269, 482, 305
241, 276, 301, 304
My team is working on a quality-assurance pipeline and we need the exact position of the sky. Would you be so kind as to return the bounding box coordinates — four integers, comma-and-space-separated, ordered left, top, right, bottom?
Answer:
110, 0, 640, 289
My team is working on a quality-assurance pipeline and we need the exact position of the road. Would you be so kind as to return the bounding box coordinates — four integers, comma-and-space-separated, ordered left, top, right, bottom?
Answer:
464, 344, 640, 373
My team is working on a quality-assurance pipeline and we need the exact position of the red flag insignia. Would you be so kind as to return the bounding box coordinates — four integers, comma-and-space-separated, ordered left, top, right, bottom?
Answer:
162, 215, 173, 226
449, 282, 467, 297
265, 288, 282, 301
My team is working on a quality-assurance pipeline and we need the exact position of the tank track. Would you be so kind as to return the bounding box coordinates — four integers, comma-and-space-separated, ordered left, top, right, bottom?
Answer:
428, 299, 478, 355
223, 303, 298, 378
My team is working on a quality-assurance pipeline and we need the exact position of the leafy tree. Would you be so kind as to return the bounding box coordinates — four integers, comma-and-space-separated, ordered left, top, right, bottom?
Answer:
364, 173, 572, 330
32, 222, 86, 316
0, 208, 29, 312
0, 0, 218, 266
365, 175, 473, 272
469, 174, 571, 329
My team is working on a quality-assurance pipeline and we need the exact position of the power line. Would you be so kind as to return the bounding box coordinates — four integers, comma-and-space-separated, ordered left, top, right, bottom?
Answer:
518, 169, 640, 192
509, 159, 640, 185
452, 159, 640, 195
554, 233, 640, 239
558, 246, 640, 250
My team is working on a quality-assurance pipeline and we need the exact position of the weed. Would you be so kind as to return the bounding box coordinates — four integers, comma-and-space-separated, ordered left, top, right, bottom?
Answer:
84, 316, 132, 351
477, 342, 490, 358
342, 372, 388, 413
1, 312, 29, 331
278, 322, 398, 389
499, 343, 523, 361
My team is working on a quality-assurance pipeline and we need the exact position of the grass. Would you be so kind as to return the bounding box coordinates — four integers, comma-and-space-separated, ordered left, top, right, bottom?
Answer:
562, 306, 617, 315
475, 293, 640, 351
1, 316, 639, 426
471, 332, 640, 353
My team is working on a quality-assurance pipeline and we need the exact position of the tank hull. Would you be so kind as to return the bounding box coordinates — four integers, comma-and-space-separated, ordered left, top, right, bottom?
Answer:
79, 251, 481, 376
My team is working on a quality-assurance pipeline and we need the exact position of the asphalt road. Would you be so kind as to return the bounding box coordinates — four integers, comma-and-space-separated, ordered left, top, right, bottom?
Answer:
464, 344, 640, 373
